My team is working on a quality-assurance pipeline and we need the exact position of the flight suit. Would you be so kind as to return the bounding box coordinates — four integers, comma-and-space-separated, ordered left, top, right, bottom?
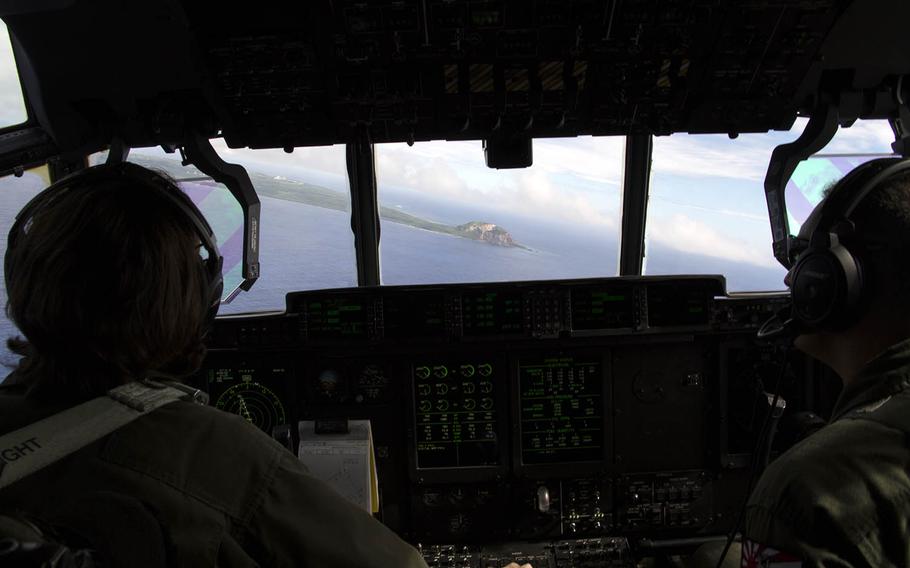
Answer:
0, 385, 429, 568
744, 338, 910, 567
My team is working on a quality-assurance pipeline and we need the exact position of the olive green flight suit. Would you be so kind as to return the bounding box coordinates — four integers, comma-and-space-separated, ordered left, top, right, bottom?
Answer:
744, 338, 910, 567
0, 386, 429, 568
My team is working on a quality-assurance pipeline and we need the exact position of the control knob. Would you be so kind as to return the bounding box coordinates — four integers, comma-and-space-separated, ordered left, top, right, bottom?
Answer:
537, 486, 551, 513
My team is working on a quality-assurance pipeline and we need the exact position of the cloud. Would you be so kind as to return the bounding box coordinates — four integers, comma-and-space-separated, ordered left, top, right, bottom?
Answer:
650, 118, 895, 183
652, 131, 794, 182
376, 139, 623, 228
647, 213, 778, 269
211, 140, 346, 180
531, 137, 625, 184
505, 168, 617, 228
820, 118, 895, 154
649, 196, 769, 221
132, 116, 896, 243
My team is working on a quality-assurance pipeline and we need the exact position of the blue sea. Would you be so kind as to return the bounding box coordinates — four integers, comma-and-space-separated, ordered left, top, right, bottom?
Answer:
0, 177, 786, 380
219, 192, 628, 315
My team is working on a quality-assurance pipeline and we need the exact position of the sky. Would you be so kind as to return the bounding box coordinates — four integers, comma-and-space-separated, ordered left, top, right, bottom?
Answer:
205, 119, 895, 283
0, 19, 898, 293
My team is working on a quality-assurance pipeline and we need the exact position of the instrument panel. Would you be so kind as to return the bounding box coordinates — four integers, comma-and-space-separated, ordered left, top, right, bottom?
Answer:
288, 276, 723, 344
518, 356, 603, 466
195, 276, 810, 559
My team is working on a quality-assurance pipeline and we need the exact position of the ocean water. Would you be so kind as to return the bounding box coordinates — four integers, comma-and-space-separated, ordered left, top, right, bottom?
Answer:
216, 192, 785, 315
221, 193, 624, 315
0, 171, 48, 375
0, 182, 786, 380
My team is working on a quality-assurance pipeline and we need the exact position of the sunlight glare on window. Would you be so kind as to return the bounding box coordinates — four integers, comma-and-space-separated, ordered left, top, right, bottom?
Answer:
0, 20, 27, 128
786, 119, 896, 235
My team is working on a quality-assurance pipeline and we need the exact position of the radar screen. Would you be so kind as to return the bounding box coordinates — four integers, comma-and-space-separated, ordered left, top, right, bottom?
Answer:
571, 287, 634, 330
413, 359, 500, 469
519, 356, 604, 464
383, 293, 448, 339
304, 296, 370, 340
207, 364, 288, 435
461, 291, 523, 337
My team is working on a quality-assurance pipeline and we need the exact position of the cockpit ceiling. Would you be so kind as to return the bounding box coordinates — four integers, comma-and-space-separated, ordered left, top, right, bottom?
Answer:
5, 0, 910, 152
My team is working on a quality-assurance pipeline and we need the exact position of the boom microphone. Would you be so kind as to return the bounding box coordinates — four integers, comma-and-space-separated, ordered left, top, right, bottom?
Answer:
756, 304, 802, 341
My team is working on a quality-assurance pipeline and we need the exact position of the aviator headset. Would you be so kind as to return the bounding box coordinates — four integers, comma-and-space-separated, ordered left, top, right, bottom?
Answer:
788, 157, 910, 331
5, 162, 224, 327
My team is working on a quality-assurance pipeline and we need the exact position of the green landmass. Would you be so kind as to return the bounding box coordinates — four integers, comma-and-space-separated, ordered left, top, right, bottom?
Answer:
125, 152, 527, 249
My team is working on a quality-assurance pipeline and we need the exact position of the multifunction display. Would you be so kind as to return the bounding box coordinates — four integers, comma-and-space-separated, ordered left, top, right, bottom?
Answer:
647, 283, 711, 327
287, 277, 724, 343
571, 287, 634, 330
413, 359, 500, 468
384, 293, 447, 339
461, 291, 523, 337
305, 297, 369, 340
520, 356, 604, 464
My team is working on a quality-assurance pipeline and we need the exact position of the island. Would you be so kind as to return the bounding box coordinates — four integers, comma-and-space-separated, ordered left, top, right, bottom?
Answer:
121, 153, 527, 249
455, 221, 519, 248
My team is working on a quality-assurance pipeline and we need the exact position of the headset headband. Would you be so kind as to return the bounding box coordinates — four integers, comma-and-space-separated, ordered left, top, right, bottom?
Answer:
787, 156, 910, 332
813, 157, 910, 240
6, 162, 223, 321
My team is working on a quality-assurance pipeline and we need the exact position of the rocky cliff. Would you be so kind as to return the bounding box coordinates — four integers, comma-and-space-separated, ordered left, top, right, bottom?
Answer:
455, 221, 518, 247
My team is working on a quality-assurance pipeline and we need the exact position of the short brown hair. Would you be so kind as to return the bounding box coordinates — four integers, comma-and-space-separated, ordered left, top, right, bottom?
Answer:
5, 164, 211, 401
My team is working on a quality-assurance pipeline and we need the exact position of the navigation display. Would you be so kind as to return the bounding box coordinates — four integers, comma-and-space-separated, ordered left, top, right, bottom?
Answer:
413, 359, 500, 469
384, 293, 447, 339
204, 361, 289, 436
305, 297, 369, 340
519, 356, 604, 464
647, 283, 710, 327
571, 287, 634, 330
461, 291, 523, 337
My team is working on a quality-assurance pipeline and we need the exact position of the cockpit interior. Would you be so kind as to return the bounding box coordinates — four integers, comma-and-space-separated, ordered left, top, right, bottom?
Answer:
1, 0, 909, 565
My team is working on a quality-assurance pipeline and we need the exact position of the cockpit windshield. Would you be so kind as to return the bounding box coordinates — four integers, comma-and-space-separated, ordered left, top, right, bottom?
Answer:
95, 144, 358, 315
645, 118, 895, 291
0, 8, 898, 374
376, 137, 625, 285
0, 21, 26, 129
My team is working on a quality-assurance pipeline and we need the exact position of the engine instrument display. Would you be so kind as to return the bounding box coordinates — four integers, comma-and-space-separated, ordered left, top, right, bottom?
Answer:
571, 287, 634, 330
519, 356, 604, 464
413, 359, 500, 469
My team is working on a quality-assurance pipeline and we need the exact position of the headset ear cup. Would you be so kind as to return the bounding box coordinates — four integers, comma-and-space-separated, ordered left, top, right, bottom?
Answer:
791, 249, 840, 328
789, 158, 910, 331
790, 241, 863, 330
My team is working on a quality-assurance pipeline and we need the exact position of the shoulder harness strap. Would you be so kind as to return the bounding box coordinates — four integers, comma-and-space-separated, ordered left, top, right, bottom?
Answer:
0, 380, 204, 490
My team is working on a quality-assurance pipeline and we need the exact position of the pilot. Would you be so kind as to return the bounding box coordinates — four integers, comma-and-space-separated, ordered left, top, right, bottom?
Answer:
742, 157, 910, 565
0, 163, 431, 567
